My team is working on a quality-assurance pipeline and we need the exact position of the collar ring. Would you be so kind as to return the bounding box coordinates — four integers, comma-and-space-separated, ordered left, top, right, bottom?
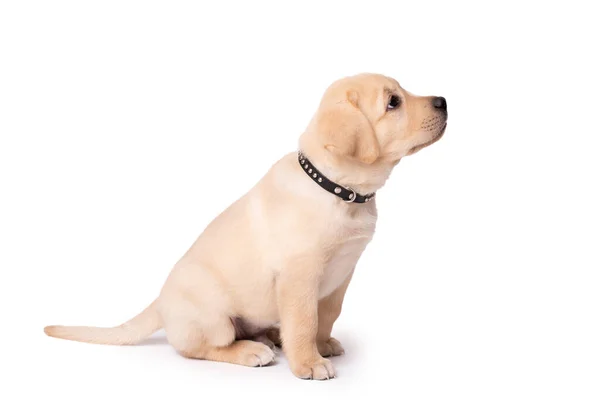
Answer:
343, 187, 357, 203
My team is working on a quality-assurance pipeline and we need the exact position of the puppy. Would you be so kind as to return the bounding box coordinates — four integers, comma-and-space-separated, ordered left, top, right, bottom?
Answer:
45, 73, 448, 380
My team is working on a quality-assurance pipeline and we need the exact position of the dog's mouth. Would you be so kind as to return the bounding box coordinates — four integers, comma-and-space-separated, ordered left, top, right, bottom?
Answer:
407, 123, 446, 155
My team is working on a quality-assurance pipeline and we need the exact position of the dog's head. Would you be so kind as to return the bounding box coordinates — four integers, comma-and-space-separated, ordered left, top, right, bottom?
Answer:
303, 73, 447, 166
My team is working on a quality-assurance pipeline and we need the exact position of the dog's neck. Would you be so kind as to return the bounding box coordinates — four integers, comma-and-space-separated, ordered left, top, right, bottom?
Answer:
298, 137, 394, 197
297, 152, 377, 203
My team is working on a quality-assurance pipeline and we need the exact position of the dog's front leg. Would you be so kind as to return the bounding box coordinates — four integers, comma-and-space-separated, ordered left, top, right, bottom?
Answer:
316, 268, 354, 357
276, 263, 336, 380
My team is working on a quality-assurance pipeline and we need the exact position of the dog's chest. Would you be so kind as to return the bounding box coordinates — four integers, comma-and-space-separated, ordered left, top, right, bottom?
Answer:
318, 211, 376, 298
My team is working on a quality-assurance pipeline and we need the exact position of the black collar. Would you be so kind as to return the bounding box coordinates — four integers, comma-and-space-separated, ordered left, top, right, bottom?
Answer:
298, 152, 375, 203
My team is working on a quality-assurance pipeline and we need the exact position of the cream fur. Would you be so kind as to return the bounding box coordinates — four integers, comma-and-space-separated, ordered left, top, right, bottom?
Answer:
45, 73, 447, 380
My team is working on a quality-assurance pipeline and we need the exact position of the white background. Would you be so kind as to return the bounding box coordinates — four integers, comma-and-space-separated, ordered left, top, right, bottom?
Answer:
1, 1, 599, 399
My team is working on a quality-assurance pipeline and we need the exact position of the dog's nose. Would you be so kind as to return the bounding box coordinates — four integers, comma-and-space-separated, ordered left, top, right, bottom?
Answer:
432, 96, 447, 111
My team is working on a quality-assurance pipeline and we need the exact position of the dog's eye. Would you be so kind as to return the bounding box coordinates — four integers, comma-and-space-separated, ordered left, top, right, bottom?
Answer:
387, 95, 401, 110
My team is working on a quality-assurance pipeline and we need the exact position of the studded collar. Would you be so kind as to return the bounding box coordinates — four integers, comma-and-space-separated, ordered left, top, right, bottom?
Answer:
298, 152, 375, 203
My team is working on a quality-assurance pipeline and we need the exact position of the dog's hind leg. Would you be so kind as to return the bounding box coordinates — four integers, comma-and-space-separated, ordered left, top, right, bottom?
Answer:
160, 294, 275, 367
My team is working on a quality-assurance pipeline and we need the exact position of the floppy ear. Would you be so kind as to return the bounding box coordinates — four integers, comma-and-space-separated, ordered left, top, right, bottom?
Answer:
316, 90, 380, 164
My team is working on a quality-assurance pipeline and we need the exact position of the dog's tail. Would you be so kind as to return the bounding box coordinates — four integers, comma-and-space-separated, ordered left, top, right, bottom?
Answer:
44, 300, 161, 345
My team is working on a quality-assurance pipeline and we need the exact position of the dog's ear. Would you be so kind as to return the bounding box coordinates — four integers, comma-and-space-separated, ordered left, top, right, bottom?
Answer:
316, 90, 380, 164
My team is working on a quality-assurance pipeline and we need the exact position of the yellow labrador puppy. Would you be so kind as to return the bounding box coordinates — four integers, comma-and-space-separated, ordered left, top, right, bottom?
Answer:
45, 73, 448, 380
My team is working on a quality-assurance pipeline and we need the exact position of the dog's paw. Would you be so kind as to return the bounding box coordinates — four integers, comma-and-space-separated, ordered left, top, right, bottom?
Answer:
236, 341, 276, 367
317, 337, 345, 357
291, 357, 336, 380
